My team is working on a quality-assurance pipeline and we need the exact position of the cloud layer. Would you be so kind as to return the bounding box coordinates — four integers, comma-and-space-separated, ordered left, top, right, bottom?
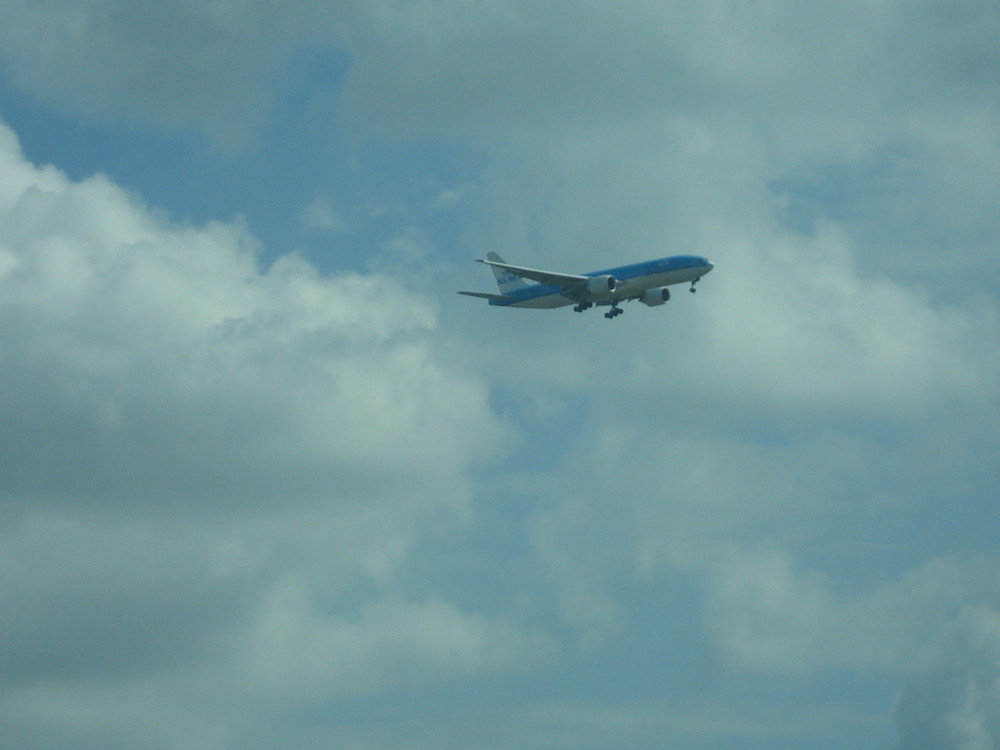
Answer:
2, 2, 1000, 748
0, 121, 530, 747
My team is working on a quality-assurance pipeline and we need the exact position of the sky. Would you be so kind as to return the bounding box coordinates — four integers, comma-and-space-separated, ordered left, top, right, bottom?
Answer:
1, 2, 999, 748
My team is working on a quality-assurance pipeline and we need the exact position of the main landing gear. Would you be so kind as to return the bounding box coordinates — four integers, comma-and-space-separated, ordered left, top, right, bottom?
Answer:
573, 301, 622, 318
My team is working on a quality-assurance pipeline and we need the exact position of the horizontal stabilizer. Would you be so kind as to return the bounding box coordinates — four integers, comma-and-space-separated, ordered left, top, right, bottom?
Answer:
458, 290, 510, 302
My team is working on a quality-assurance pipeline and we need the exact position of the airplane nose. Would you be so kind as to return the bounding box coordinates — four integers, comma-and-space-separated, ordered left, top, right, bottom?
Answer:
704, 260, 714, 273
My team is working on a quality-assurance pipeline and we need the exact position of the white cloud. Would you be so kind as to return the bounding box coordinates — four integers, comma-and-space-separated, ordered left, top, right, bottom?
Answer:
299, 195, 349, 234
227, 583, 554, 703
701, 549, 1000, 675
0, 119, 507, 509
694, 225, 999, 420
0, 117, 529, 747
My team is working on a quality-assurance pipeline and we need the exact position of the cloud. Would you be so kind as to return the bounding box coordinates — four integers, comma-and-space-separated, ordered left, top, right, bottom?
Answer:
521, 409, 1000, 671
227, 584, 554, 703
694, 225, 999, 421
0, 0, 329, 148
2, 1, 998, 163
0, 512, 253, 686
337, 0, 999, 142
3, 3, 1000, 748
0, 119, 506, 509
0, 117, 529, 747
894, 606, 1000, 750
299, 195, 349, 234
702, 550, 1000, 676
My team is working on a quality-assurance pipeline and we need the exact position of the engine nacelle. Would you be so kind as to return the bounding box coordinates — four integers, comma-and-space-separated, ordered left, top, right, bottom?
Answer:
586, 274, 618, 296
639, 287, 671, 306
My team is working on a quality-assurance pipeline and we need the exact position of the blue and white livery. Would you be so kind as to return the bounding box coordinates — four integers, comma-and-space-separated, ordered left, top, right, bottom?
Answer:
459, 253, 714, 319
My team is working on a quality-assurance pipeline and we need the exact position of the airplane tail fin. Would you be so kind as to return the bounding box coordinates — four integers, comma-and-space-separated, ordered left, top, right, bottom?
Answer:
485, 252, 527, 294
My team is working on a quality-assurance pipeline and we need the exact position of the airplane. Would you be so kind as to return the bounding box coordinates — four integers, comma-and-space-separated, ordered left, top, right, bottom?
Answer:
459, 253, 714, 318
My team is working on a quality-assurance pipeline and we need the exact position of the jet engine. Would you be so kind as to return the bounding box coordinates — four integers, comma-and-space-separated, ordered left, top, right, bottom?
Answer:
639, 287, 670, 306
586, 274, 617, 296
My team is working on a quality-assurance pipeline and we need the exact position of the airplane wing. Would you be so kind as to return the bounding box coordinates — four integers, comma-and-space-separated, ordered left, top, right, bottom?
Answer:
477, 258, 588, 290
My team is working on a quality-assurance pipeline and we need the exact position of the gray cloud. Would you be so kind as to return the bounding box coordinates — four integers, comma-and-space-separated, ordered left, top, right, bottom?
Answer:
0, 0, 323, 147
0, 119, 530, 748
2, 2, 999, 748
895, 606, 1000, 749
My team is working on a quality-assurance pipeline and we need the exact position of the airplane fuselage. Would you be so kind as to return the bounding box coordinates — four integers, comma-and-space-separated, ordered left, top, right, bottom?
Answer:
492, 255, 713, 308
